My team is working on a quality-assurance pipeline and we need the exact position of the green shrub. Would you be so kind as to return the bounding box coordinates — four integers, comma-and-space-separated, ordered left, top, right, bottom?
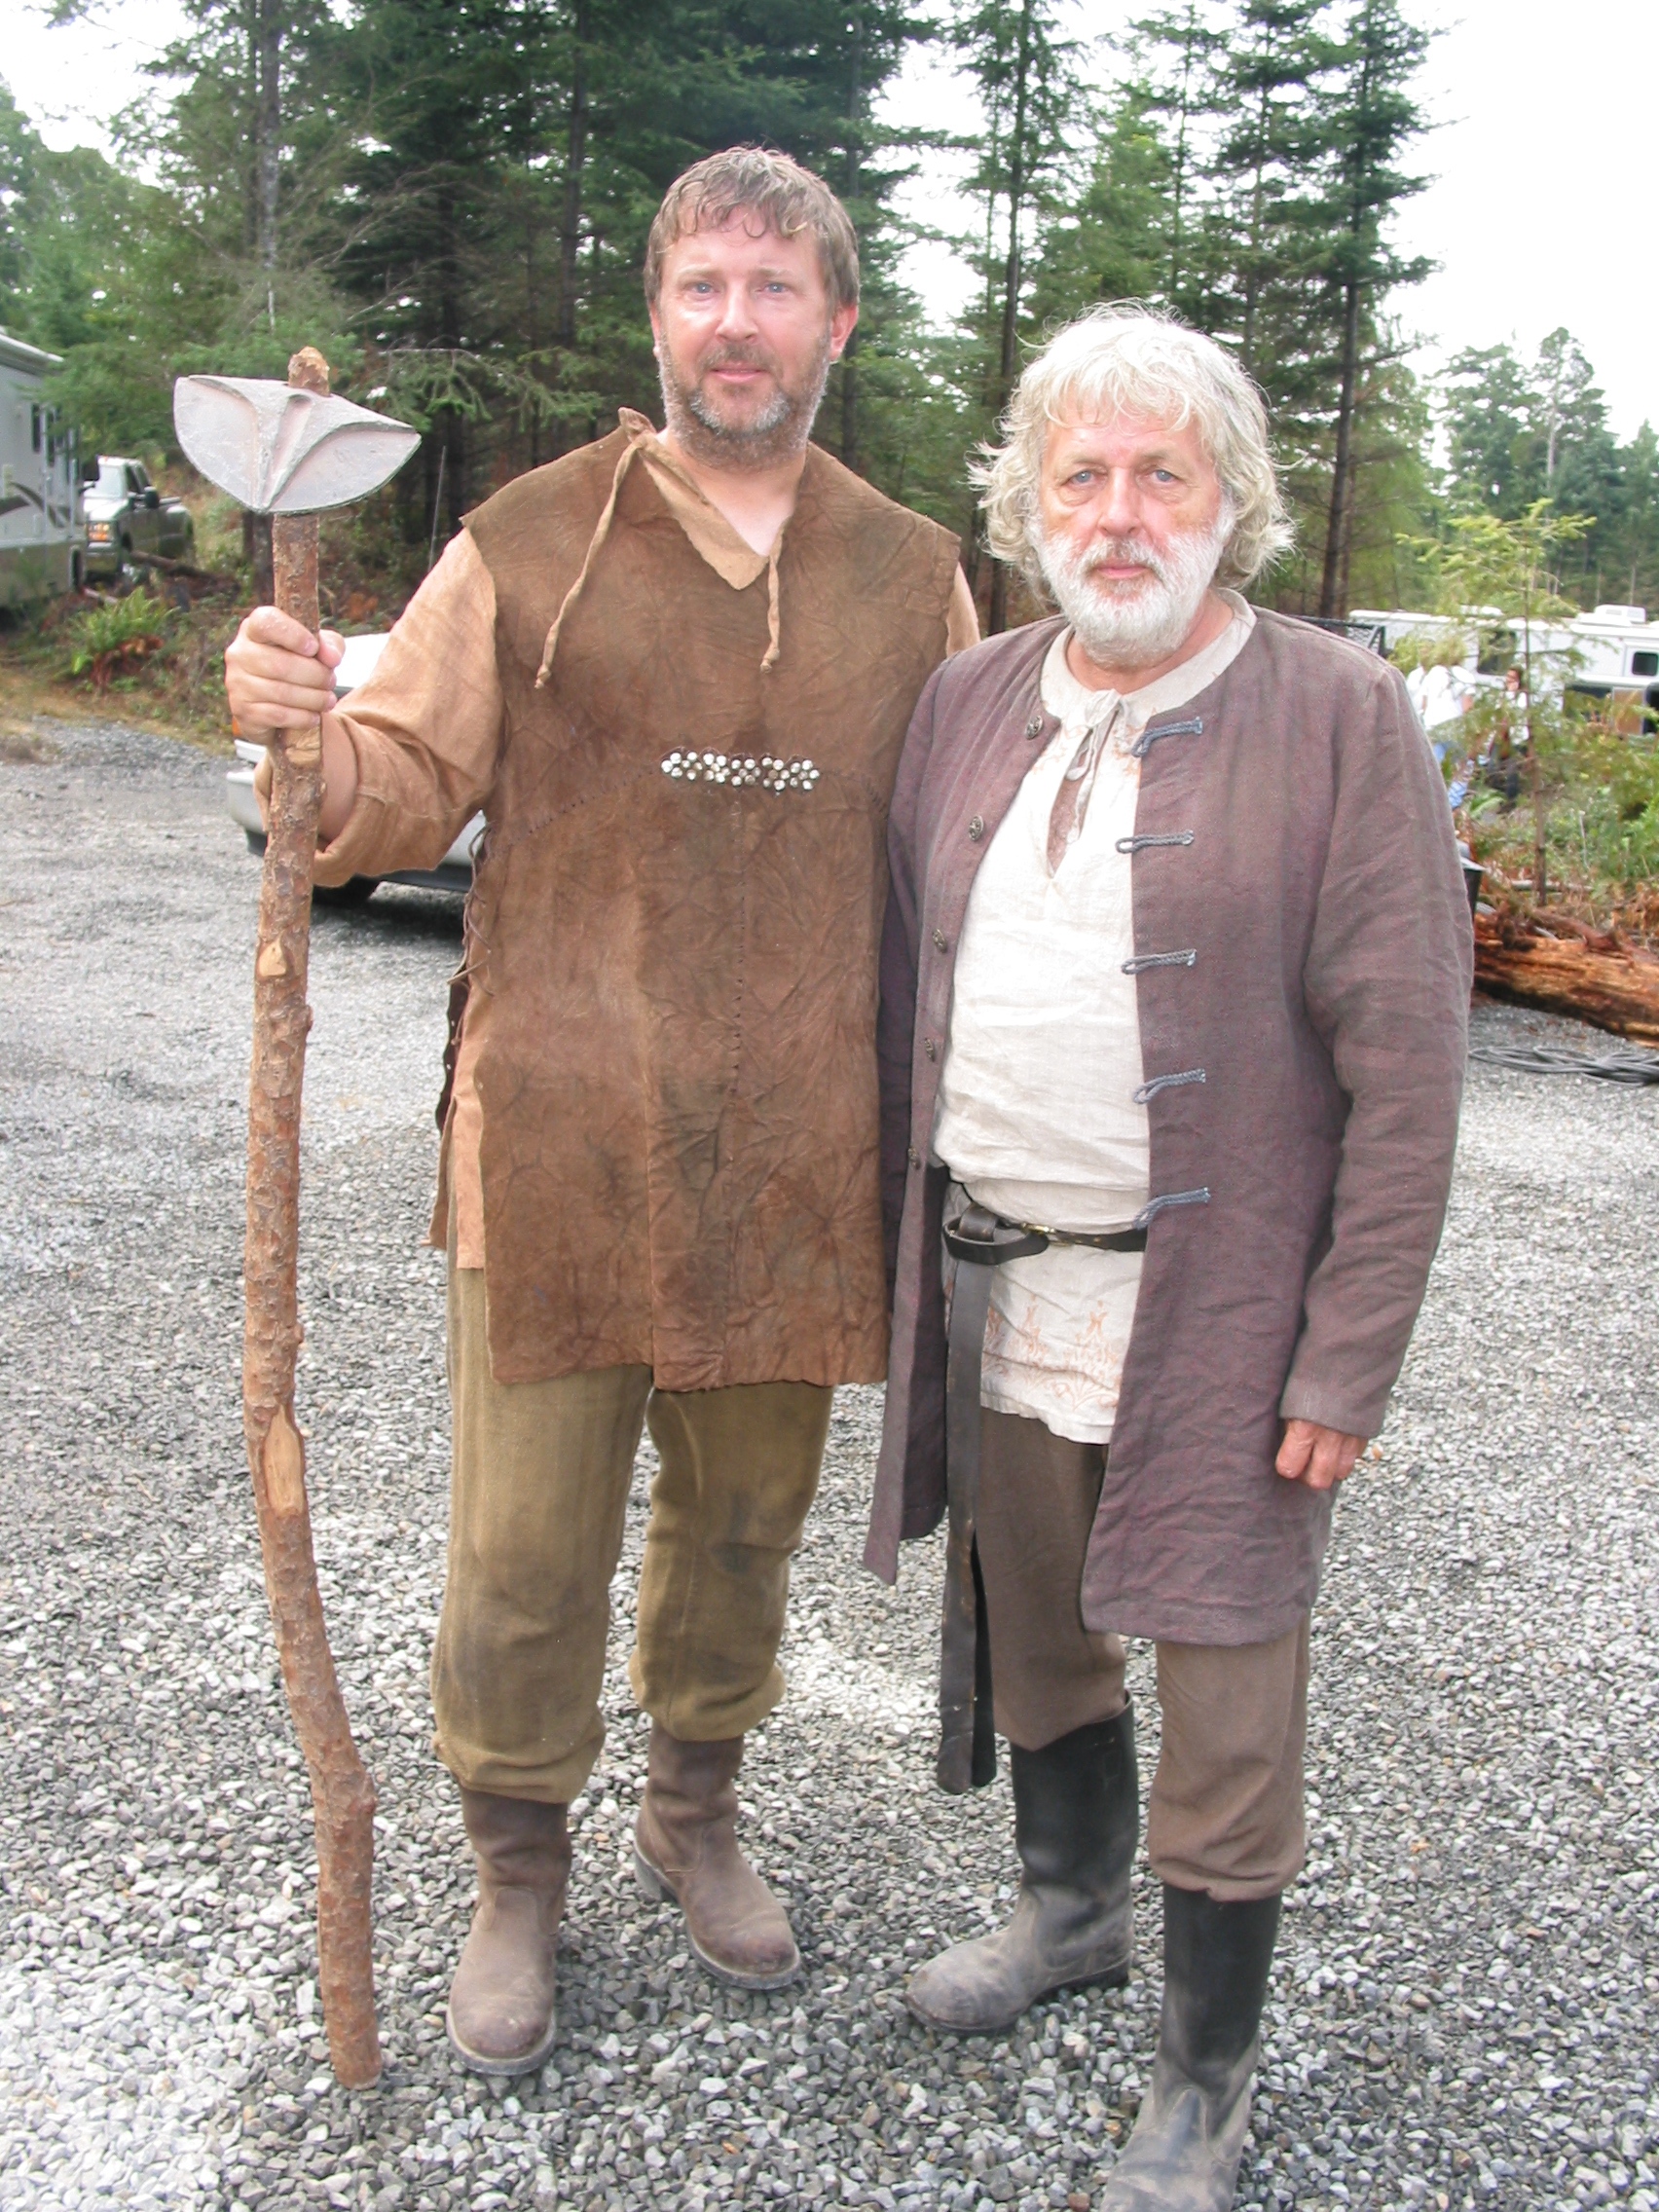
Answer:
66, 589, 172, 690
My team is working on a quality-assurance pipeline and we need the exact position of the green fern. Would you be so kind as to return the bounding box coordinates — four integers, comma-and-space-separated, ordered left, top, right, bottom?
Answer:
67, 589, 172, 687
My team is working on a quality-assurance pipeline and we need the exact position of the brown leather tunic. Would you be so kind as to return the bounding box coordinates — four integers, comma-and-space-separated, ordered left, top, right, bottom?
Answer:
459, 430, 961, 1388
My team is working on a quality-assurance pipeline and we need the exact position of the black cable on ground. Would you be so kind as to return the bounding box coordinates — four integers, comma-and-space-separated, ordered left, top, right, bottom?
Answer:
1469, 1042, 1659, 1085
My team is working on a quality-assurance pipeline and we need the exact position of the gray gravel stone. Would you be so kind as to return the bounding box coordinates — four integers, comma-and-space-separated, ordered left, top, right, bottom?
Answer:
0, 716, 1655, 2212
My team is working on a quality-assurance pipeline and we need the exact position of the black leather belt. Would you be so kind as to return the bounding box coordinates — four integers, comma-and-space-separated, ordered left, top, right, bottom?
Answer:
936, 1200, 1148, 1794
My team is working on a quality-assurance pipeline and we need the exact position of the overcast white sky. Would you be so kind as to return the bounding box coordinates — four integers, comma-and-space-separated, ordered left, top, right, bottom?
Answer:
7, 0, 1657, 439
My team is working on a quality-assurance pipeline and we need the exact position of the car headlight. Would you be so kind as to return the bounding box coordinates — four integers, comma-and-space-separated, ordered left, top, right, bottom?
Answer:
88, 522, 111, 541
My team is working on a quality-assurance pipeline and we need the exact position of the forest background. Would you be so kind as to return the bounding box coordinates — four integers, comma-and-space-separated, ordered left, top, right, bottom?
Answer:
3, 0, 1658, 634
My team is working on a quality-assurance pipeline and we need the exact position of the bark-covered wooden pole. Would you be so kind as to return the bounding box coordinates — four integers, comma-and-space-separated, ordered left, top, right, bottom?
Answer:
242, 346, 382, 2090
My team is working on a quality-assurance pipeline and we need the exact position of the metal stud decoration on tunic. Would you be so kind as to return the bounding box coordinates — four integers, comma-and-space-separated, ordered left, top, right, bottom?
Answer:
661, 750, 821, 793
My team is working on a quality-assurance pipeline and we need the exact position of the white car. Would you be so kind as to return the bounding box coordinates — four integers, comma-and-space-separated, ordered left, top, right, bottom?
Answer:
226, 632, 484, 902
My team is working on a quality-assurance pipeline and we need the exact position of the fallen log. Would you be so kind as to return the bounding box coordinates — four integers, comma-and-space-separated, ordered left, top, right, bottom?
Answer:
124, 549, 240, 592
1474, 913, 1659, 1047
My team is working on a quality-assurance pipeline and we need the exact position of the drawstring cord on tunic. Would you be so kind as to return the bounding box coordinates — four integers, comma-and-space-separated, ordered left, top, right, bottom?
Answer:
535, 429, 648, 689
1054, 694, 1132, 853
762, 545, 781, 671
535, 416, 786, 688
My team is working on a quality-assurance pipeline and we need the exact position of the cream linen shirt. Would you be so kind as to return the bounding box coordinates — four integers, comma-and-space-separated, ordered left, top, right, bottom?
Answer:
300, 416, 978, 1268
932, 592, 1255, 1444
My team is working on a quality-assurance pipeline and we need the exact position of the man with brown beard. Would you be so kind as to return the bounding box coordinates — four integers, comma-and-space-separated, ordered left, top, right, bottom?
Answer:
869, 307, 1469, 2210
224, 147, 976, 2075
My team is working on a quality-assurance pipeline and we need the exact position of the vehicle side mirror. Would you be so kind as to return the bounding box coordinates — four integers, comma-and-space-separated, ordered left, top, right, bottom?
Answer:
142, 487, 161, 509
81, 460, 98, 484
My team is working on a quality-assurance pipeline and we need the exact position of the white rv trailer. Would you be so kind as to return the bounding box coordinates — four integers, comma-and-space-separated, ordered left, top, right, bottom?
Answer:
1351, 603, 1659, 727
0, 329, 85, 610
1560, 606, 1659, 718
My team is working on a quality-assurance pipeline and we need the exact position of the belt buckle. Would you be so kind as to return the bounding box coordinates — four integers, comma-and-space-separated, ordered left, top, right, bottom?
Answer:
943, 1202, 1049, 1265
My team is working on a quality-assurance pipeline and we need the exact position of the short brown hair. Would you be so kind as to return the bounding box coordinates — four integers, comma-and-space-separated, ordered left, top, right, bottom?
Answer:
645, 147, 860, 313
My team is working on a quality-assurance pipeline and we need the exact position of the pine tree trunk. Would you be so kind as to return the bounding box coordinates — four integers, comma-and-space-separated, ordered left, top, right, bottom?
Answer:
437, 188, 466, 540
255, 0, 281, 271
840, 8, 864, 474
558, 0, 589, 351
1319, 277, 1362, 618
1240, 84, 1269, 379
1530, 739, 1548, 904
1168, 8, 1196, 298
988, 0, 1034, 638
241, 1, 259, 259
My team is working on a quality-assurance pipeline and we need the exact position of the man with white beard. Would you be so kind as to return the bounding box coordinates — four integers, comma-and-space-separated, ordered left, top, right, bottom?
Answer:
867, 308, 1470, 2210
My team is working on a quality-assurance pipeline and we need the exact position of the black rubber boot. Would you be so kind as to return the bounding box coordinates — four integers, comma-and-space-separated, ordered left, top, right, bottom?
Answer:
906, 1705, 1138, 2034
1100, 1884, 1281, 2210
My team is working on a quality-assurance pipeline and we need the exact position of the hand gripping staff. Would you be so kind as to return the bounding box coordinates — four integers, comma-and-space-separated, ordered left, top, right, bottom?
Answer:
173, 350, 419, 2087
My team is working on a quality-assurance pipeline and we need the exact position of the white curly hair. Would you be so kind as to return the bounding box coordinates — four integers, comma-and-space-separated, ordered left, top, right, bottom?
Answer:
974, 303, 1294, 593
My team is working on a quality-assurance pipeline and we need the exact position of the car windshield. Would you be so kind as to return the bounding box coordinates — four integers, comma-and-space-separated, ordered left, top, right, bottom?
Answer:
93, 462, 129, 498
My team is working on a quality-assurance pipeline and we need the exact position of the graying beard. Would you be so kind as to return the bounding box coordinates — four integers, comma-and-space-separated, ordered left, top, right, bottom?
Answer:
688, 386, 793, 441
657, 341, 831, 472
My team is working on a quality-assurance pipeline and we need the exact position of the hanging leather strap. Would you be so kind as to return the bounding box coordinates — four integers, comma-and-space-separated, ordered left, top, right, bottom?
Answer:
936, 1200, 1147, 1794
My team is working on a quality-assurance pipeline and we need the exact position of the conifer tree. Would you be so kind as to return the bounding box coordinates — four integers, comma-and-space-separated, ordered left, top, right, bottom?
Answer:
1027, 79, 1175, 318
1130, 3, 1225, 312
1207, 0, 1333, 386
951, 0, 1082, 629
1309, 0, 1429, 614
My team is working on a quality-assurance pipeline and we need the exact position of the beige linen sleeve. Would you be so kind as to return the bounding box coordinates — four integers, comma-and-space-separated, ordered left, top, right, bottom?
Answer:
944, 567, 980, 656
310, 531, 503, 888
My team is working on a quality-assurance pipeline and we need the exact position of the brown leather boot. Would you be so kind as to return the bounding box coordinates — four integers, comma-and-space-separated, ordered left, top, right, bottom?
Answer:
446, 1788, 571, 2075
633, 1725, 800, 1990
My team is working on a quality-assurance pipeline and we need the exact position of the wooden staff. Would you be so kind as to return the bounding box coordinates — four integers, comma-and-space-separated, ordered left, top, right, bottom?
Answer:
241, 348, 381, 2088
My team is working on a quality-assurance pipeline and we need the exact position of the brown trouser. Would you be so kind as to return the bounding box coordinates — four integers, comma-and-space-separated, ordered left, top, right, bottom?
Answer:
977, 1407, 1309, 1900
431, 1258, 831, 1805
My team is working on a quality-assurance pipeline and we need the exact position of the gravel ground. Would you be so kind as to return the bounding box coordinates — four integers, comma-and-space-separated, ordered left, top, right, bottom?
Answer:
0, 714, 1655, 2212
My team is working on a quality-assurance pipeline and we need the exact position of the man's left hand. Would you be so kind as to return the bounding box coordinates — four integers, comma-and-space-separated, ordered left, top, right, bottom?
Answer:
1275, 1419, 1368, 1492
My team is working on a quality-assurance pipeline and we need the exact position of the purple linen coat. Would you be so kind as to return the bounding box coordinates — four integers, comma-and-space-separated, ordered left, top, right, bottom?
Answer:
866, 609, 1473, 1644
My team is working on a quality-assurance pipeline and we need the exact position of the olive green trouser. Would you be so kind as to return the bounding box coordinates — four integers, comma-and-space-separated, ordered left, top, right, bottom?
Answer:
977, 1407, 1310, 1901
431, 1259, 832, 1805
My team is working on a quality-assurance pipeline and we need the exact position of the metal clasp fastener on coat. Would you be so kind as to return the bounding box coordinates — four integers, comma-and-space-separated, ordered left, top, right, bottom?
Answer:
1116, 830, 1195, 854
1128, 715, 1204, 760
1133, 1067, 1206, 1103
1131, 1188, 1211, 1227
1122, 948, 1197, 975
